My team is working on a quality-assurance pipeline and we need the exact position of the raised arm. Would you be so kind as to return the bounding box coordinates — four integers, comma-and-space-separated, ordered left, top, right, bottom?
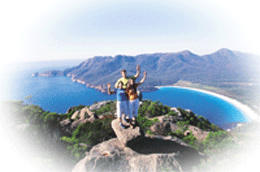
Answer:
134, 65, 140, 78
139, 71, 147, 84
107, 83, 115, 94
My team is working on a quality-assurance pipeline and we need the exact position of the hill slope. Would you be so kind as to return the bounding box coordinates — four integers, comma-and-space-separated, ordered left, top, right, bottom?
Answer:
4, 100, 259, 172
37, 48, 260, 92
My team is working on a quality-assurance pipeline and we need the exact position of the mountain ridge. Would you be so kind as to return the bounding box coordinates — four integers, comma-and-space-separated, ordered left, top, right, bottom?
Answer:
35, 48, 260, 93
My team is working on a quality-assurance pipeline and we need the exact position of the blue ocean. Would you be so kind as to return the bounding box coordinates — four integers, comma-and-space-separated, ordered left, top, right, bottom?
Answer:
1, 60, 250, 127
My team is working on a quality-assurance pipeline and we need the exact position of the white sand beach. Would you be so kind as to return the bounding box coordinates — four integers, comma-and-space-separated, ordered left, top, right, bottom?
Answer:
155, 86, 259, 121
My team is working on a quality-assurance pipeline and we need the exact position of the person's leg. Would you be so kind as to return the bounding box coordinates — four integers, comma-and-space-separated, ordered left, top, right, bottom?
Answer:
121, 101, 129, 122
129, 100, 134, 120
128, 100, 135, 127
117, 101, 122, 120
126, 100, 130, 119
133, 99, 139, 118
117, 101, 126, 129
130, 99, 139, 126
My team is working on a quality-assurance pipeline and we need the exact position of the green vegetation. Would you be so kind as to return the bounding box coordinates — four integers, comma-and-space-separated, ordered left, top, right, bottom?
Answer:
176, 108, 220, 131
92, 100, 117, 116
138, 100, 171, 118
3, 101, 113, 167
137, 115, 159, 133
3, 99, 239, 171
136, 100, 233, 154
66, 105, 86, 119
202, 130, 233, 153
61, 118, 116, 161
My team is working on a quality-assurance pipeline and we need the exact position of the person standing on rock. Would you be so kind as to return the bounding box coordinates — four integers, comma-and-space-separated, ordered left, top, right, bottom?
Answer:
114, 65, 141, 121
107, 81, 129, 129
125, 71, 147, 127
114, 65, 140, 89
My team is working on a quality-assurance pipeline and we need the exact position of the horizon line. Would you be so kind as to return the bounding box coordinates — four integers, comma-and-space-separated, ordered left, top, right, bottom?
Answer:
4, 47, 259, 64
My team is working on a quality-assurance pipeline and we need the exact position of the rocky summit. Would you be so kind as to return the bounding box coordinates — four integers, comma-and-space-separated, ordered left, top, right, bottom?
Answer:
72, 119, 204, 172
5, 99, 256, 172
111, 119, 145, 145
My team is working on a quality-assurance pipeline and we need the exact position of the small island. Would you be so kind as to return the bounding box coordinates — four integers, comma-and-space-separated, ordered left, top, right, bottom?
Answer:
33, 70, 61, 77
32, 72, 39, 77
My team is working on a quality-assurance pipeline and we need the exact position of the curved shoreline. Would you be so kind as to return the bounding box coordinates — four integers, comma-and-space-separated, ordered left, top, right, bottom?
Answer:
155, 86, 259, 121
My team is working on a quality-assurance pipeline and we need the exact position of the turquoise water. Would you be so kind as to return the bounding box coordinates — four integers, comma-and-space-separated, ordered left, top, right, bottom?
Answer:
1, 61, 250, 126
1, 62, 116, 113
144, 87, 249, 126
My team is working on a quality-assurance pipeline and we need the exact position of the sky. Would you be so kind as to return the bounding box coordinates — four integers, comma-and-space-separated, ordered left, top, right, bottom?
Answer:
1, 0, 260, 63
1, 1, 260, 171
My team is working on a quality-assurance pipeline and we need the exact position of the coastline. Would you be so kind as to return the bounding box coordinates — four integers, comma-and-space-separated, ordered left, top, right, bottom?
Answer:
68, 75, 158, 93
34, 72, 158, 93
155, 85, 260, 121
34, 71, 259, 122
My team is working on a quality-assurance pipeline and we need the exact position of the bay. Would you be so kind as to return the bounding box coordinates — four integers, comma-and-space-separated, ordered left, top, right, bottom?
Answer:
1, 60, 116, 113
1, 61, 251, 127
145, 87, 250, 126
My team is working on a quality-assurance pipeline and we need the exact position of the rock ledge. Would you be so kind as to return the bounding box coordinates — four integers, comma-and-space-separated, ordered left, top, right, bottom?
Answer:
72, 119, 204, 172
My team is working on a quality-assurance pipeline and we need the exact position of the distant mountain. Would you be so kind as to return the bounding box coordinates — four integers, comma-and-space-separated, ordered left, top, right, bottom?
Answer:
37, 48, 260, 92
